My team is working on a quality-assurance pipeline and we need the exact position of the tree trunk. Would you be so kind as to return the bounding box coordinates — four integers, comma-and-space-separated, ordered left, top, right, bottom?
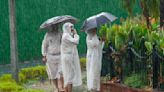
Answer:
140, 1, 152, 29
144, 13, 151, 29
8, 0, 19, 82
160, 0, 164, 29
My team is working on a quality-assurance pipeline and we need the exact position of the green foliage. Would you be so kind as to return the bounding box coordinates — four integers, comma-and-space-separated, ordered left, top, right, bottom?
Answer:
122, 0, 159, 18
20, 66, 47, 81
160, 38, 164, 54
0, 65, 47, 83
19, 72, 26, 83
99, 25, 110, 47
98, 16, 164, 89
0, 82, 24, 92
0, 81, 44, 92
106, 24, 117, 43
144, 41, 153, 53
122, 0, 136, 15
0, 74, 15, 82
145, 0, 160, 18
124, 73, 146, 88
99, 25, 108, 38
99, 16, 163, 53
0, 66, 46, 92
114, 27, 128, 50
19, 89, 44, 92
80, 58, 86, 71
150, 31, 160, 43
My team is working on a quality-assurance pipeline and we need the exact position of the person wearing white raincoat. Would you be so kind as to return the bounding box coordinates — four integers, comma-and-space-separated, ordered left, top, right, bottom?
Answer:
86, 28, 104, 92
41, 25, 64, 92
61, 22, 82, 92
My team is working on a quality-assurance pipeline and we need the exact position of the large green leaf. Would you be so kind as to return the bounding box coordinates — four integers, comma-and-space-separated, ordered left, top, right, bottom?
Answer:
144, 41, 153, 53
150, 31, 160, 43
99, 25, 108, 38
160, 39, 164, 50
115, 30, 127, 50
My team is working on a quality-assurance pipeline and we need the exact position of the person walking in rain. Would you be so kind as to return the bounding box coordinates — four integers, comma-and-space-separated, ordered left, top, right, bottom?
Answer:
41, 25, 64, 92
61, 22, 82, 92
86, 28, 105, 92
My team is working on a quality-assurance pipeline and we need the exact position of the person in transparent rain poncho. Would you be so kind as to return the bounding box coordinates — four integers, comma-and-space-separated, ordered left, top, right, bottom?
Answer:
86, 28, 105, 92
41, 25, 64, 92
61, 22, 82, 92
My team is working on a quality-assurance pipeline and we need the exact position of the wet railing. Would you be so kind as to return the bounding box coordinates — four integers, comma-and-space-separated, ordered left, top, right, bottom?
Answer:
101, 37, 164, 89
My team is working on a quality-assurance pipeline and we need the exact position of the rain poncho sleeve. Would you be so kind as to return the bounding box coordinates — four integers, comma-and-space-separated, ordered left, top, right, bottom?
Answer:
86, 34, 104, 91
41, 33, 48, 56
61, 22, 82, 87
63, 33, 79, 45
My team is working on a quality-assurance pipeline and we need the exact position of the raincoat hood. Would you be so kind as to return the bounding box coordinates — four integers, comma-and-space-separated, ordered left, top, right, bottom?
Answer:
62, 22, 73, 34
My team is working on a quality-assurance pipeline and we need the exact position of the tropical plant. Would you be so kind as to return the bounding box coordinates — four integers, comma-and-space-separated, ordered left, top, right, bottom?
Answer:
99, 16, 164, 53
99, 16, 164, 89
124, 73, 146, 88
144, 41, 153, 54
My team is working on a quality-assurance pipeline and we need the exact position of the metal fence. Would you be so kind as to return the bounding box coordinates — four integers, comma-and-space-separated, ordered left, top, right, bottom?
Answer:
101, 37, 164, 89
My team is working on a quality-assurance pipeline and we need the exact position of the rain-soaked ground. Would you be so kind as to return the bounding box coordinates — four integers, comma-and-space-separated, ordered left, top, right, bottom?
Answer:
25, 71, 88, 92
0, 61, 164, 92
0, 61, 88, 92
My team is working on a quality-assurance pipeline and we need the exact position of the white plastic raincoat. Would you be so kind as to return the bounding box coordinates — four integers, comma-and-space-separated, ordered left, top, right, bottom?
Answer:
61, 22, 82, 87
41, 29, 62, 79
86, 32, 104, 91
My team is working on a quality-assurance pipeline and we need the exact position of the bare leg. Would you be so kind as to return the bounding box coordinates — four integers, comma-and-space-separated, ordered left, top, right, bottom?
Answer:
65, 86, 68, 92
60, 76, 65, 91
67, 84, 72, 92
52, 79, 59, 92
58, 76, 65, 92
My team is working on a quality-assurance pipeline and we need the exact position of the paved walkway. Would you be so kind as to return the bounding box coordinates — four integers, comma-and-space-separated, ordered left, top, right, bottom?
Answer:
28, 81, 87, 92
28, 71, 88, 92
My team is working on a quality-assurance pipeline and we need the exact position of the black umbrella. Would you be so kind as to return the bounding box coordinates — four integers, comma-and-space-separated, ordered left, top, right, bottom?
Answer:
81, 12, 117, 32
40, 15, 78, 30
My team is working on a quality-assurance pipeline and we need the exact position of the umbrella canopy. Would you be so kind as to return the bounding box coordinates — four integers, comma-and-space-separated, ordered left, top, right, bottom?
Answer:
81, 12, 117, 32
40, 15, 78, 30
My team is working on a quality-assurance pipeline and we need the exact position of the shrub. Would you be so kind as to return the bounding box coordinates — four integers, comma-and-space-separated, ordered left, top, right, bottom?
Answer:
0, 66, 47, 92
0, 82, 45, 92
0, 82, 24, 92
0, 74, 15, 82
19, 72, 26, 83
0, 65, 47, 83
19, 65, 47, 81
99, 16, 164, 53
124, 73, 146, 88
80, 58, 86, 71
